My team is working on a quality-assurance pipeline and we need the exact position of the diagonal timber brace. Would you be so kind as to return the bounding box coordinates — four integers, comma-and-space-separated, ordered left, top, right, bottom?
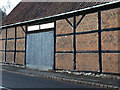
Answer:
76, 14, 85, 28
65, 14, 85, 29
65, 18, 73, 27
21, 26, 26, 34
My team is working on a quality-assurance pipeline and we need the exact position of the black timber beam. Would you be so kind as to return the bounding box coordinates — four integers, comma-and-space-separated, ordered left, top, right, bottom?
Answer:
53, 21, 56, 70
21, 26, 26, 33
98, 11, 102, 73
14, 26, 17, 63
76, 14, 85, 27
4, 28, 7, 63
73, 16, 77, 70
65, 18, 73, 27
24, 25, 28, 66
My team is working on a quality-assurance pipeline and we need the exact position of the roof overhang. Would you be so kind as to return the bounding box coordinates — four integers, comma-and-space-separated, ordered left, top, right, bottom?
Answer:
1, 0, 120, 29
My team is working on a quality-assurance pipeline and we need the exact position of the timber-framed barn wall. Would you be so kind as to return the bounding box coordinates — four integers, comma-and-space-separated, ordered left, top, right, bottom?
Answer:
0, 1, 120, 74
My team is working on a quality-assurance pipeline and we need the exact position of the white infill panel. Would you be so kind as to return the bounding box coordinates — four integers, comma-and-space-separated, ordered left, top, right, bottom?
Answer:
40, 22, 54, 29
28, 25, 40, 31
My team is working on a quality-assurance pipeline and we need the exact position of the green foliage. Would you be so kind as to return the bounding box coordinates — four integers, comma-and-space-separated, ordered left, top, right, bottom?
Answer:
0, 8, 7, 22
0, 9, 7, 33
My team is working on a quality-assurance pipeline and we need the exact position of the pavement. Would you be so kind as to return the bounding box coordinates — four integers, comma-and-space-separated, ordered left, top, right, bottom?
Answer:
0, 63, 120, 89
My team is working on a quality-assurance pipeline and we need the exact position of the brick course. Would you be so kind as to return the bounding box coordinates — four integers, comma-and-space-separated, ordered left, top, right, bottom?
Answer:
0, 52, 5, 62
1, 29, 6, 39
56, 35, 73, 51
15, 52, 25, 65
56, 54, 74, 70
17, 26, 25, 38
102, 53, 119, 73
56, 17, 73, 35
76, 33, 98, 51
7, 40, 15, 50
1, 40, 5, 50
101, 8, 120, 29
7, 27, 15, 38
76, 12, 98, 32
76, 53, 99, 71
6, 52, 14, 63
16, 39, 25, 50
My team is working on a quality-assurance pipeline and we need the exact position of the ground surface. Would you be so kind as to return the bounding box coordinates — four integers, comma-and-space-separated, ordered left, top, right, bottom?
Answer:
1, 71, 94, 89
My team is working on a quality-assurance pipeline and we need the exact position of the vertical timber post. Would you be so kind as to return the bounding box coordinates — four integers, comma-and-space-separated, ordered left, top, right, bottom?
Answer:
14, 26, 17, 64
98, 11, 102, 73
53, 21, 56, 70
5, 28, 7, 63
73, 16, 76, 70
25, 25, 28, 66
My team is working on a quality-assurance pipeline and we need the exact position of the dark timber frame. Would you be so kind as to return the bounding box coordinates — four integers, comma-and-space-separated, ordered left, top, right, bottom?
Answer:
14, 26, 17, 63
0, 26, 27, 65
4, 28, 7, 63
98, 11, 102, 73
0, 1, 120, 74
54, 11, 120, 74
73, 16, 76, 70
24, 25, 28, 66
54, 21, 56, 70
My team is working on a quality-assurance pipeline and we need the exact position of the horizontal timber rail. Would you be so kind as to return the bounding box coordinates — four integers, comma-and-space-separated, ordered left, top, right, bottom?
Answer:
0, 37, 25, 40
55, 50, 120, 54
0, 50, 25, 52
56, 27, 120, 37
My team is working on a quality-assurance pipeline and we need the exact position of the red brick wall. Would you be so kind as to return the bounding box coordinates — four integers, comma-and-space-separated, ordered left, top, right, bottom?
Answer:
17, 26, 26, 38
16, 39, 25, 50
56, 18, 73, 35
76, 12, 98, 32
56, 35, 73, 51
15, 26, 25, 65
7, 40, 15, 50
1, 29, 6, 39
15, 52, 25, 65
101, 8, 119, 29
6, 52, 14, 63
76, 53, 99, 71
7, 27, 15, 38
56, 54, 74, 70
0, 52, 5, 63
56, 17, 74, 70
0, 8, 119, 73
101, 8, 120, 73
102, 54, 119, 73
6, 27, 15, 64
0, 26, 26, 65
0, 29, 6, 62
56, 8, 120, 73
76, 33, 98, 51
1, 40, 5, 50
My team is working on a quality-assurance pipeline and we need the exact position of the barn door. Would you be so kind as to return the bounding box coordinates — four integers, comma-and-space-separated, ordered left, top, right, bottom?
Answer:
26, 31, 54, 70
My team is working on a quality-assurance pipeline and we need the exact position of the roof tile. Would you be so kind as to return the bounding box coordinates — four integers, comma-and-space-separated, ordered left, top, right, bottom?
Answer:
1, 2, 106, 26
